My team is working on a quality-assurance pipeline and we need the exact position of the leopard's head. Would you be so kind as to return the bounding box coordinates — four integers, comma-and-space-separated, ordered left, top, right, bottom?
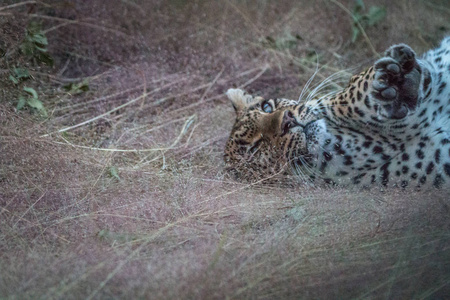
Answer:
224, 89, 322, 181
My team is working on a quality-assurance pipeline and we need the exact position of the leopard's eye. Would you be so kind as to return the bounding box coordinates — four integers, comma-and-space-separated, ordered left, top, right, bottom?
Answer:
261, 101, 273, 113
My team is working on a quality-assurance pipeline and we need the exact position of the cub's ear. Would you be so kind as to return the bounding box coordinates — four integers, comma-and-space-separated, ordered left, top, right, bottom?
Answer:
226, 89, 262, 116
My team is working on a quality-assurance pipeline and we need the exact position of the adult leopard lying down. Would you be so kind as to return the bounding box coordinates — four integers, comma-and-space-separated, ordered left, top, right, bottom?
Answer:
224, 38, 450, 189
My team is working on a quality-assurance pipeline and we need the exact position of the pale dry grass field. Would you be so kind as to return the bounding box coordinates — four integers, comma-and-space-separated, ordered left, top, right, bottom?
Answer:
1, 0, 449, 299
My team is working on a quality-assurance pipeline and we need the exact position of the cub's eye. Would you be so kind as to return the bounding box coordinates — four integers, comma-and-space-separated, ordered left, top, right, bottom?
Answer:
261, 101, 273, 113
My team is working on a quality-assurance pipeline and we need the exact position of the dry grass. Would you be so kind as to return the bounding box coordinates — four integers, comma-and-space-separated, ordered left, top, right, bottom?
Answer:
1, 0, 449, 299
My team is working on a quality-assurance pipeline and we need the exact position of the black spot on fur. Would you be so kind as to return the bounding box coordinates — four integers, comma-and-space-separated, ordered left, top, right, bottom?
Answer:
418, 109, 427, 117
344, 155, 353, 165
356, 91, 362, 102
363, 141, 372, 148
364, 95, 371, 109
381, 154, 391, 161
437, 81, 447, 95
426, 162, 435, 174
434, 174, 443, 188
444, 163, 450, 177
336, 171, 349, 176
416, 149, 425, 159
402, 166, 409, 174
323, 152, 333, 161
420, 176, 427, 184
435, 149, 441, 164
352, 173, 366, 184
380, 162, 390, 185
354, 107, 365, 117
373, 146, 383, 154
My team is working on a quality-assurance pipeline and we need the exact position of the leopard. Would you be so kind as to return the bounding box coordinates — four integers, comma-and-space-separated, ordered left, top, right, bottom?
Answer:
224, 37, 450, 189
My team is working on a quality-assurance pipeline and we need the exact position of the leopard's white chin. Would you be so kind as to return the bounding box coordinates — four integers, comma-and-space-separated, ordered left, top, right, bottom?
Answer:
304, 119, 328, 150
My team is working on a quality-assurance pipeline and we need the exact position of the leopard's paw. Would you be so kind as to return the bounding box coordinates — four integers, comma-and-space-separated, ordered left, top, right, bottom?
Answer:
372, 44, 421, 119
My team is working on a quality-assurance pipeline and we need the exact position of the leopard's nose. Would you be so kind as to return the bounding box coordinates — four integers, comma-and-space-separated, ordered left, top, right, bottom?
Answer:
284, 110, 295, 123
281, 110, 302, 134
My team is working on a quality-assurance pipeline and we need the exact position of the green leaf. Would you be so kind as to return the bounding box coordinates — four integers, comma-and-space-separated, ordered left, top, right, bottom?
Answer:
9, 75, 19, 84
353, 0, 365, 14
31, 33, 48, 46
109, 166, 120, 180
20, 42, 33, 56
305, 50, 319, 63
16, 96, 26, 110
356, 0, 365, 10
265, 36, 275, 44
63, 83, 73, 91
349, 1, 386, 44
20, 21, 53, 65
277, 32, 298, 50
37, 52, 54, 66
367, 6, 386, 26
27, 97, 43, 109
27, 98, 47, 116
98, 229, 108, 239
23, 87, 38, 99
13, 68, 30, 79
34, 45, 48, 53
262, 36, 276, 48
27, 21, 42, 34
79, 83, 89, 92
64, 80, 90, 95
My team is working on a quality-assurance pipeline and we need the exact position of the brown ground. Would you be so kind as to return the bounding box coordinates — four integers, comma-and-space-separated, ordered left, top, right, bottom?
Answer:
1, 1, 449, 299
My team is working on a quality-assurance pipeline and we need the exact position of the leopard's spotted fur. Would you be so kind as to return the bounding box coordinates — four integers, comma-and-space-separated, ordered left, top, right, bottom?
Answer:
225, 38, 450, 189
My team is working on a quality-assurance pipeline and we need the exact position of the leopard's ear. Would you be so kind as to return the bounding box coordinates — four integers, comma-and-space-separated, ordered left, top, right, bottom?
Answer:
226, 89, 262, 116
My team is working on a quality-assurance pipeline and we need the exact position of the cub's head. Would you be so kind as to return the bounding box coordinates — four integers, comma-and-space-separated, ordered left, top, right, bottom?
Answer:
224, 88, 319, 181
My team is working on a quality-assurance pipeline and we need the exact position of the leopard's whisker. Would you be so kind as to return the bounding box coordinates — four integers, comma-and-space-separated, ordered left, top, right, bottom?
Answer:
291, 159, 309, 183
298, 57, 320, 102
305, 70, 348, 103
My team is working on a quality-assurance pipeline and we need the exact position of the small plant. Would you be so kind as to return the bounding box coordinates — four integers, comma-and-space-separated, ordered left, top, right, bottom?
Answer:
64, 79, 90, 95
9, 67, 31, 84
20, 21, 53, 66
16, 87, 47, 116
109, 166, 121, 181
351, 0, 386, 43
9, 21, 53, 116
9, 69, 47, 116
261, 31, 302, 50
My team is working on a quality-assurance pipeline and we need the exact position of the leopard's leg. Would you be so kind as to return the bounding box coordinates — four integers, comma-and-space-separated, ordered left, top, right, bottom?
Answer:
312, 43, 429, 132
371, 44, 423, 119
